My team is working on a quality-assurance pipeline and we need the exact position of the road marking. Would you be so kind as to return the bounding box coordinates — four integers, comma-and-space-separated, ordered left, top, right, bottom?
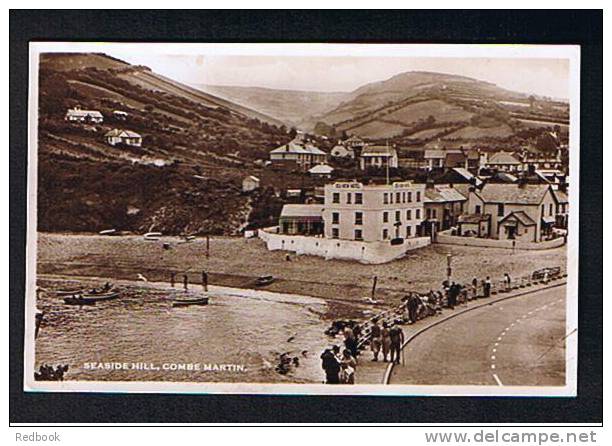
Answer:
497, 337, 502, 341
491, 364, 496, 370
491, 355, 496, 360
494, 342, 499, 347
493, 348, 497, 353
492, 373, 503, 386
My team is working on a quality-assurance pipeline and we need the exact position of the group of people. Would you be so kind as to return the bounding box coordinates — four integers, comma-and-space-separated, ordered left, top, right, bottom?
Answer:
368, 319, 404, 364
320, 345, 358, 384
34, 364, 69, 381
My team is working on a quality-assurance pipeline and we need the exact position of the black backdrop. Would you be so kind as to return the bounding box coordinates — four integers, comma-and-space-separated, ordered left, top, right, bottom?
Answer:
9, 9, 602, 424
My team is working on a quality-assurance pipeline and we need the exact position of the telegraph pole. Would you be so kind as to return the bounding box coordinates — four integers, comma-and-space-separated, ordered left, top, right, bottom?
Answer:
446, 253, 452, 284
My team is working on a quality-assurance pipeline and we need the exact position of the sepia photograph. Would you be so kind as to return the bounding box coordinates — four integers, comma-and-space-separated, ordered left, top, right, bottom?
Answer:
24, 42, 579, 396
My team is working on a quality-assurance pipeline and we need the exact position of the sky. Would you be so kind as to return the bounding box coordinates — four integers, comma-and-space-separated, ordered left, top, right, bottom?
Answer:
107, 50, 570, 100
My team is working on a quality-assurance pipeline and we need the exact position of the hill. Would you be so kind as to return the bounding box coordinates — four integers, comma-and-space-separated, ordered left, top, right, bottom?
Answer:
37, 53, 293, 235
308, 71, 569, 144
194, 84, 349, 129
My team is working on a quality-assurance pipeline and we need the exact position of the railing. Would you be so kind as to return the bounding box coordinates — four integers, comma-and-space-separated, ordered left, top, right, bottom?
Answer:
352, 266, 567, 352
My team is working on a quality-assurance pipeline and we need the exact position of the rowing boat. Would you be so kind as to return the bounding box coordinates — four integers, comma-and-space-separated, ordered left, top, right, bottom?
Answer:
63, 291, 120, 305
172, 296, 209, 307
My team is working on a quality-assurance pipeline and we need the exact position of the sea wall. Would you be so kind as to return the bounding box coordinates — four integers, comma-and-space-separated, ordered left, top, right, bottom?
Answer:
258, 227, 430, 264
435, 229, 565, 250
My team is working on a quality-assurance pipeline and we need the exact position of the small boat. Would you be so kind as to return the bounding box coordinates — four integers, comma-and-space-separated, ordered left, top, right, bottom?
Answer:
63, 291, 120, 305
255, 275, 275, 287
144, 232, 162, 241
172, 296, 209, 307
56, 287, 85, 297
99, 229, 117, 236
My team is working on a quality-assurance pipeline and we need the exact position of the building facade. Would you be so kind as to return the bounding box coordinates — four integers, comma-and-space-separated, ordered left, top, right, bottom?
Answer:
269, 137, 327, 168
323, 181, 426, 242
359, 146, 399, 170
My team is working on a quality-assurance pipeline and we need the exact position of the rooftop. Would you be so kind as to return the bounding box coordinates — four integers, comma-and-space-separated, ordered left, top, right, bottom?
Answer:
487, 151, 521, 165
280, 204, 324, 218
424, 185, 467, 203
308, 164, 334, 174
475, 183, 551, 205
361, 146, 397, 157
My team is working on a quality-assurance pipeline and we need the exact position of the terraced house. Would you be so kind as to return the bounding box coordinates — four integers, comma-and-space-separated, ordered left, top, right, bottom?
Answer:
323, 181, 425, 242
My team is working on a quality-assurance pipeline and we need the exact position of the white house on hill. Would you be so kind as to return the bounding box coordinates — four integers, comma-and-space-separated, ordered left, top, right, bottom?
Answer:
105, 129, 143, 147
65, 107, 104, 124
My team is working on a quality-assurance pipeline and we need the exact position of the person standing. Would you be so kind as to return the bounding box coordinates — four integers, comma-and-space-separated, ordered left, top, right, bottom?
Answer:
370, 319, 382, 362
340, 349, 357, 384
389, 325, 405, 365
343, 326, 358, 359
484, 276, 492, 297
408, 294, 419, 324
381, 322, 392, 362
471, 277, 479, 300
504, 273, 512, 291
320, 348, 340, 384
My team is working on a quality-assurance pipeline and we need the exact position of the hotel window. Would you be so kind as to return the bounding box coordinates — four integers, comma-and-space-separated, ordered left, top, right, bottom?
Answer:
355, 193, 363, 204
383, 212, 389, 223
406, 226, 412, 237
355, 212, 363, 225
390, 193, 394, 204
406, 210, 412, 220
396, 192, 401, 203
383, 193, 389, 204
407, 192, 412, 202
382, 229, 389, 240
498, 204, 504, 217
332, 212, 340, 224
415, 209, 421, 219
332, 193, 340, 204
395, 211, 401, 222
332, 228, 339, 239
354, 229, 363, 241
416, 191, 421, 202
432, 209, 437, 219
347, 193, 352, 204
426, 209, 431, 219
402, 192, 406, 203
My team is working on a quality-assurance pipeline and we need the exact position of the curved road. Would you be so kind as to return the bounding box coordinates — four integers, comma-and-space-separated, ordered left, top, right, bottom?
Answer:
389, 285, 567, 386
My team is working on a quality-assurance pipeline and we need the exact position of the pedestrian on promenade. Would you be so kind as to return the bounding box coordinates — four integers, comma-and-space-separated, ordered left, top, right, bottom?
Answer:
504, 273, 512, 291
447, 282, 457, 309
381, 321, 392, 362
340, 349, 356, 384
484, 276, 492, 297
389, 325, 405, 365
320, 347, 340, 384
343, 326, 358, 359
471, 277, 479, 300
370, 319, 382, 362
408, 294, 419, 324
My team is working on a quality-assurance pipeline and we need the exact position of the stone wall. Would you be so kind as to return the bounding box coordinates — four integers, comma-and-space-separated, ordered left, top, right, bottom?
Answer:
258, 227, 430, 264
435, 229, 565, 250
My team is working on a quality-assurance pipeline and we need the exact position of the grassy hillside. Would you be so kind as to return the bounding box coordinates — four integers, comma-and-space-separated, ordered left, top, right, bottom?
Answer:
195, 84, 349, 129
37, 53, 293, 235
309, 71, 569, 146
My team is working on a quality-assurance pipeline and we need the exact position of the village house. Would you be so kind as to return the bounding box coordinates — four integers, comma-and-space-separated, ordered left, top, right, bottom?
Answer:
308, 164, 334, 178
330, 144, 355, 159
552, 188, 569, 229
242, 175, 260, 193
359, 146, 399, 170
278, 204, 324, 236
422, 182, 467, 236
269, 137, 327, 168
65, 106, 104, 124
112, 110, 128, 121
482, 151, 523, 173
323, 180, 425, 242
104, 129, 143, 147
464, 182, 560, 242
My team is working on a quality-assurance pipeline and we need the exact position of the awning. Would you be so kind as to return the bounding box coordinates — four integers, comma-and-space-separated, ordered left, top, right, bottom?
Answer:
541, 216, 556, 224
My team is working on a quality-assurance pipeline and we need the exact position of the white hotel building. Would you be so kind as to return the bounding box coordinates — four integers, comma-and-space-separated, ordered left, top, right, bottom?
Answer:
323, 181, 426, 242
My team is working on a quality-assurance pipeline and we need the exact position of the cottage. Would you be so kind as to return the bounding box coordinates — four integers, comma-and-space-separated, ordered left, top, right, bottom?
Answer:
65, 107, 104, 124
458, 213, 492, 237
113, 110, 128, 121
422, 183, 467, 235
269, 137, 327, 168
330, 144, 355, 159
105, 129, 143, 147
465, 182, 559, 242
359, 146, 398, 170
279, 204, 324, 236
242, 175, 260, 193
483, 151, 523, 173
423, 149, 446, 169
308, 164, 334, 178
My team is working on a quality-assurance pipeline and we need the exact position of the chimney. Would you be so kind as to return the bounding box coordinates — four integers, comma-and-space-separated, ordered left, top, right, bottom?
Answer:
426, 177, 435, 189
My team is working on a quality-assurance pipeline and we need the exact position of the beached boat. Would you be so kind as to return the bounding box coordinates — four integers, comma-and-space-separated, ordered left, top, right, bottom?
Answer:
63, 291, 120, 305
172, 296, 209, 307
56, 287, 85, 297
255, 275, 275, 287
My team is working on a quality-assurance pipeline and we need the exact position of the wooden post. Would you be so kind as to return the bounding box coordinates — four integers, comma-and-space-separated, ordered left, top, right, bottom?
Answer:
206, 236, 210, 258
183, 274, 188, 291
202, 271, 208, 292
371, 276, 378, 300
170, 272, 175, 288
